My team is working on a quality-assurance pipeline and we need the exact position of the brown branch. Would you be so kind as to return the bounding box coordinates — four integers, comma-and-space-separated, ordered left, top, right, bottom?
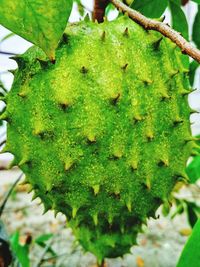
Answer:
110, 0, 200, 64
97, 260, 106, 267
93, 0, 109, 23
181, 0, 189, 6
0, 173, 23, 217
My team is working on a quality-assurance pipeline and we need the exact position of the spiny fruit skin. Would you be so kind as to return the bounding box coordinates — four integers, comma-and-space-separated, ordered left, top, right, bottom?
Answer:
1, 16, 195, 262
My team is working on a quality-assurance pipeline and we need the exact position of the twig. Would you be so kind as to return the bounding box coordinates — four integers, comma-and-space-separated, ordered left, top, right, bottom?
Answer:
110, 0, 200, 64
34, 223, 68, 267
34, 237, 55, 267
93, 0, 109, 22
41, 252, 68, 262
41, 247, 78, 263
182, 0, 189, 5
0, 139, 6, 147
0, 173, 23, 217
0, 51, 18, 56
98, 260, 106, 267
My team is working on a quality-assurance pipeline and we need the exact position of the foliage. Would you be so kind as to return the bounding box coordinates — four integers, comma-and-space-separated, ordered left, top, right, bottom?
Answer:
0, 0, 73, 60
10, 231, 58, 267
0, 80, 7, 126
186, 137, 200, 184
169, 0, 189, 40
10, 231, 30, 267
170, 197, 200, 227
186, 156, 200, 183
177, 219, 200, 267
131, 0, 168, 18
193, 5, 200, 48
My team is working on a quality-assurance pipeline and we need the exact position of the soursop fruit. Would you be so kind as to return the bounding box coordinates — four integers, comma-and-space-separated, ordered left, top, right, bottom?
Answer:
0, 16, 195, 263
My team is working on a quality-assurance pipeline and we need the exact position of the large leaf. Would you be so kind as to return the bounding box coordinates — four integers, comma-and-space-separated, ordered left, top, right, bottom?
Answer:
35, 233, 53, 244
189, 61, 199, 86
131, 0, 168, 18
186, 136, 200, 183
192, 6, 200, 48
186, 156, 200, 183
187, 202, 199, 228
0, 0, 73, 60
169, 0, 189, 40
10, 232, 30, 267
176, 219, 200, 267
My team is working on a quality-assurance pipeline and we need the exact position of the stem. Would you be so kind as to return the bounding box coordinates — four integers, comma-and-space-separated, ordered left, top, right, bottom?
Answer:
0, 50, 18, 56
181, 0, 189, 5
0, 173, 23, 217
98, 260, 106, 267
93, 0, 109, 23
34, 238, 55, 267
110, 0, 200, 64
0, 140, 6, 147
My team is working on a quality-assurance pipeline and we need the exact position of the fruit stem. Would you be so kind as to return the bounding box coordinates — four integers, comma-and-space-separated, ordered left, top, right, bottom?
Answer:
97, 260, 106, 267
181, 0, 189, 5
93, 0, 109, 23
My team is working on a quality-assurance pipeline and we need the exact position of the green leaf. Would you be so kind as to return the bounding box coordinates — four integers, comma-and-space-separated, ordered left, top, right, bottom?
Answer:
191, 0, 200, 4
35, 233, 56, 256
189, 61, 199, 86
105, 3, 117, 17
10, 232, 30, 267
187, 202, 198, 228
131, 0, 168, 18
186, 156, 200, 183
169, 0, 189, 40
177, 219, 200, 267
192, 6, 200, 48
0, 0, 73, 60
35, 233, 53, 244
171, 204, 184, 219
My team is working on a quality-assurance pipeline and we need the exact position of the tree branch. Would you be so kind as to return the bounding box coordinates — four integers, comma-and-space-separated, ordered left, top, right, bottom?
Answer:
181, 0, 189, 6
110, 0, 200, 64
0, 139, 6, 148
0, 50, 18, 56
93, 0, 109, 23
0, 173, 23, 217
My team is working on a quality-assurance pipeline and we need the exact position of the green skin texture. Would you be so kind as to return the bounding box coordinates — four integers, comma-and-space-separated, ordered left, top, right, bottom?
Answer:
1, 16, 195, 263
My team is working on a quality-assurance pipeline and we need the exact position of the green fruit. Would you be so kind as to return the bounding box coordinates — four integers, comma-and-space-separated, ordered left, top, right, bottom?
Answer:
1, 16, 195, 263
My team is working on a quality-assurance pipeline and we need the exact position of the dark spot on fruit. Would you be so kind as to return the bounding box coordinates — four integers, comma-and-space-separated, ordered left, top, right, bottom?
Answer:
121, 63, 128, 71
38, 131, 54, 140
157, 160, 165, 167
81, 66, 88, 74
110, 93, 120, 105
59, 103, 70, 111
63, 33, 69, 44
173, 119, 184, 126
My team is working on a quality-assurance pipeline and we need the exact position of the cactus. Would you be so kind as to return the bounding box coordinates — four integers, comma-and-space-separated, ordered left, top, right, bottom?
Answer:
0, 16, 195, 263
